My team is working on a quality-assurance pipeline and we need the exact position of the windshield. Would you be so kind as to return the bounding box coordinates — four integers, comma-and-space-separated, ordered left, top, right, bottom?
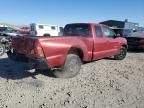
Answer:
0, 32, 8, 37
63, 24, 91, 36
0, 27, 7, 32
0, 27, 18, 33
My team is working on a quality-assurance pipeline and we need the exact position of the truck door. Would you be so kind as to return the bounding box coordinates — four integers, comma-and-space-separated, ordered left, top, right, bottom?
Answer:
92, 25, 109, 60
102, 26, 119, 56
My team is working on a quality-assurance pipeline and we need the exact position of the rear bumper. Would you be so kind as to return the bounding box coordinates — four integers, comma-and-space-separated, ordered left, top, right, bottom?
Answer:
7, 51, 48, 69
8, 51, 48, 70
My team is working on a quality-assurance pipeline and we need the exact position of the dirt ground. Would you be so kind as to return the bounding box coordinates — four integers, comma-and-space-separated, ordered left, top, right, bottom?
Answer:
0, 51, 144, 108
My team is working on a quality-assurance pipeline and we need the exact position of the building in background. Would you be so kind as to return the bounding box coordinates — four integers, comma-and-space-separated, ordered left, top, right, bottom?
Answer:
100, 19, 139, 31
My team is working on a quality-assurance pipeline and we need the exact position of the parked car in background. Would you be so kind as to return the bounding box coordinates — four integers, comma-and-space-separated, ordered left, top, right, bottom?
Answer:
125, 32, 144, 50
0, 27, 23, 37
30, 23, 63, 37
112, 28, 133, 37
0, 27, 27, 56
11, 23, 127, 78
0, 32, 12, 56
113, 28, 144, 50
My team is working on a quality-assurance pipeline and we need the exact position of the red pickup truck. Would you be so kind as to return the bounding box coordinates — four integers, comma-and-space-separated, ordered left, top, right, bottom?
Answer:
11, 23, 127, 78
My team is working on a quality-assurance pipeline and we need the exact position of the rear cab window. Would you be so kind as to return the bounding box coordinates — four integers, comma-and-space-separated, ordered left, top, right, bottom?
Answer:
63, 24, 91, 37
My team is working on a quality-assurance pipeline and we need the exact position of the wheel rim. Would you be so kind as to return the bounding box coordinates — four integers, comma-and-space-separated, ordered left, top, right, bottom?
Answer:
54, 55, 81, 78
119, 48, 126, 58
0, 46, 4, 55
67, 58, 80, 76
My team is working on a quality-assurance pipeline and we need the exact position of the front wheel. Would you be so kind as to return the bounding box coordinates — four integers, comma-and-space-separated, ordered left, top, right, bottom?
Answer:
114, 47, 127, 60
53, 54, 82, 78
0, 43, 5, 56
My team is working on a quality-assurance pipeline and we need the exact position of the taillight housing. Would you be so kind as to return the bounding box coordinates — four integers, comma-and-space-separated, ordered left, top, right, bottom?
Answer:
31, 41, 44, 58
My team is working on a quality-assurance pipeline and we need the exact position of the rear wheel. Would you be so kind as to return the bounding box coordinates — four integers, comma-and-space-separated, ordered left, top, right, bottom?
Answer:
0, 43, 5, 56
54, 54, 82, 78
114, 47, 127, 60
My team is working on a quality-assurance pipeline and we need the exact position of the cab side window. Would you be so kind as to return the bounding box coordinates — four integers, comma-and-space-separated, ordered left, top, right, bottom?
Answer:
95, 26, 103, 38
103, 27, 115, 38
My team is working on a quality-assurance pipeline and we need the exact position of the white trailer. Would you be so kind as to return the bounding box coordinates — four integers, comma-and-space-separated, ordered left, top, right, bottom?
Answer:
30, 23, 63, 37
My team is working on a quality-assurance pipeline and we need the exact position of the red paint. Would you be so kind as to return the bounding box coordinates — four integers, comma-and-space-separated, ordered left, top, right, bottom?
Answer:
12, 23, 127, 68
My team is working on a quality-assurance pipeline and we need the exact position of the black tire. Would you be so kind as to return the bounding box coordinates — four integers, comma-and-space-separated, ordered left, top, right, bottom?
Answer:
0, 43, 5, 56
54, 54, 82, 78
114, 47, 127, 60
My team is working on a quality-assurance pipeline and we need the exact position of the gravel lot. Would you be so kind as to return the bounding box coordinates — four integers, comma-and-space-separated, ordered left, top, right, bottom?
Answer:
0, 51, 144, 108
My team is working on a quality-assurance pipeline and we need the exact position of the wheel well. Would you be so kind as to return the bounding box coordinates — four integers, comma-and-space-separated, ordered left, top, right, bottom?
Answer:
68, 47, 84, 60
